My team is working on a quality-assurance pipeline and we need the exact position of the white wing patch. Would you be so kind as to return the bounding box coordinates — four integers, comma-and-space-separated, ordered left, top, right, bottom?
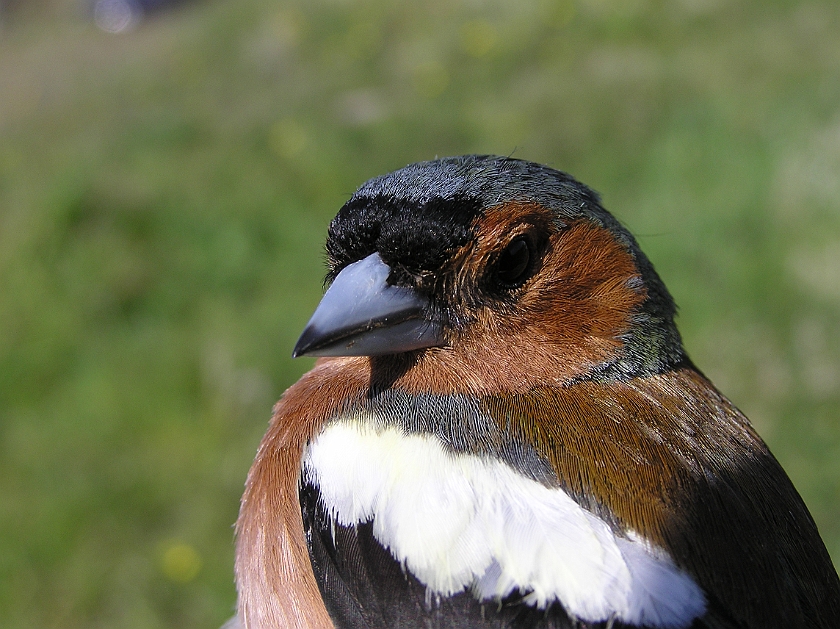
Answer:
303, 414, 705, 628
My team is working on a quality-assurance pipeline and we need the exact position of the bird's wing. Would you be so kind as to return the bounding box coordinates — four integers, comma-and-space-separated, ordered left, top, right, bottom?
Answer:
483, 367, 840, 629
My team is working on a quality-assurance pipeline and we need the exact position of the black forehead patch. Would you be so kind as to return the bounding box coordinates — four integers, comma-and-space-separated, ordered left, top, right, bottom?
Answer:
325, 155, 596, 282
326, 193, 483, 283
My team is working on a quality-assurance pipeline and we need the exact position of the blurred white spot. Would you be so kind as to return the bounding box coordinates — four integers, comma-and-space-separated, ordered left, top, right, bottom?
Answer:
94, 0, 143, 34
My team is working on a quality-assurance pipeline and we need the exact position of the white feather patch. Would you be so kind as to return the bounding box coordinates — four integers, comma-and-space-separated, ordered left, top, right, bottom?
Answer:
303, 415, 705, 628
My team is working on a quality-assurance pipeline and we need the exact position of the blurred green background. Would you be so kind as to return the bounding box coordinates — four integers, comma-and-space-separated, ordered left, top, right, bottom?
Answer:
1, 0, 839, 627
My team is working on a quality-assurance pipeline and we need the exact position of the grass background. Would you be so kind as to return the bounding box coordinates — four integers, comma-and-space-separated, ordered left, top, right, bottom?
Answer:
1, 0, 839, 627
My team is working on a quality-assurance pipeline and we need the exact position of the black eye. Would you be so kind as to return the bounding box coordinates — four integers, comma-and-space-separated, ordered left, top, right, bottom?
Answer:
494, 237, 532, 289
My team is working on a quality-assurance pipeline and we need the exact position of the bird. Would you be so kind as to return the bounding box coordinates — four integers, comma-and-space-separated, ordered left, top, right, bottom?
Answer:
232, 155, 840, 629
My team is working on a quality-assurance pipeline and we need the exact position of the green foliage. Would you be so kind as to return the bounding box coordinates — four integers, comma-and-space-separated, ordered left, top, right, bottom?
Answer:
1, 0, 839, 626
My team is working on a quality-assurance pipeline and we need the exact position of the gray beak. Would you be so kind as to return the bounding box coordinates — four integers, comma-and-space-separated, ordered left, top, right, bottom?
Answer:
293, 252, 445, 357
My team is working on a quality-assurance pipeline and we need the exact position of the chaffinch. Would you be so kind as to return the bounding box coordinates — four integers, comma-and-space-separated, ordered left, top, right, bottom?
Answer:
233, 155, 840, 628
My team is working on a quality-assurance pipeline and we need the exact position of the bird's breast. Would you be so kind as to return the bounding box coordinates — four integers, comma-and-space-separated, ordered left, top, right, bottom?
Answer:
302, 412, 706, 628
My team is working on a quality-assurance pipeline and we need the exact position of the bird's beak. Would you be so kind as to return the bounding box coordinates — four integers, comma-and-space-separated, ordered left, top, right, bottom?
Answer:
293, 252, 445, 357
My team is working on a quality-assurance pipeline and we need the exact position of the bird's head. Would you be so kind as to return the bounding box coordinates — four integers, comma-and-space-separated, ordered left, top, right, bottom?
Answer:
294, 155, 685, 393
